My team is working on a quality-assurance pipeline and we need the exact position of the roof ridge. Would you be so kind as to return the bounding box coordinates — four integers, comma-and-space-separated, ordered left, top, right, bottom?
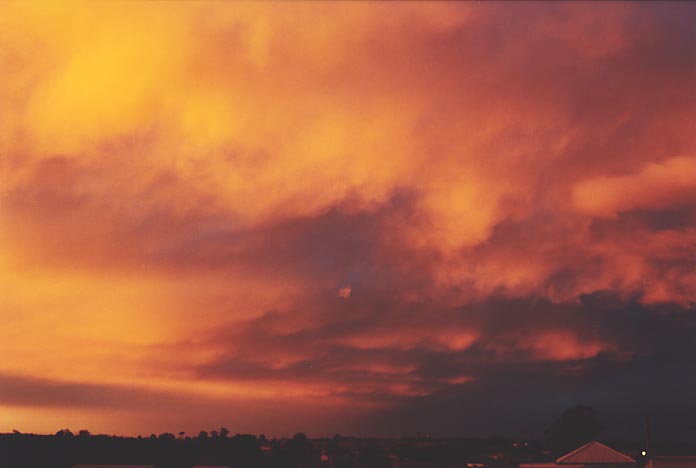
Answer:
557, 441, 598, 463
557, 441, 635, 464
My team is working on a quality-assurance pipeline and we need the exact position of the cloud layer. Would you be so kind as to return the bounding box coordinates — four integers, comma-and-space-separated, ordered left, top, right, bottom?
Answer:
1, 2, 696, 438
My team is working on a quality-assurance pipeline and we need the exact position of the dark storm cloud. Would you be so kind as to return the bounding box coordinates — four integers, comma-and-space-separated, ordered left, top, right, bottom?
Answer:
0, 373, 194, 410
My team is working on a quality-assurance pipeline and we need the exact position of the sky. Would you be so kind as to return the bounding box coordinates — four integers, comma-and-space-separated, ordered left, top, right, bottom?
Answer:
1, 1, 696, 439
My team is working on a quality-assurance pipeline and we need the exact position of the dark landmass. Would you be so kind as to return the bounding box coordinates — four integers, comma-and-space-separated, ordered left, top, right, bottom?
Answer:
2, 406, 692, 468
1, 430, 694, 468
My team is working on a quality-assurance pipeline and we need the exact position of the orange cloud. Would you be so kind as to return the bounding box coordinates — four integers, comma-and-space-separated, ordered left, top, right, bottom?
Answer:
573, 156, 696, 218
523, 331, 614, 362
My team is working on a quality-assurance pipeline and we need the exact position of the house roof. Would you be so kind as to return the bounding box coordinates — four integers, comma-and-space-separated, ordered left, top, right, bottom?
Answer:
647, 457, 696, 468
556, 441, 636, 464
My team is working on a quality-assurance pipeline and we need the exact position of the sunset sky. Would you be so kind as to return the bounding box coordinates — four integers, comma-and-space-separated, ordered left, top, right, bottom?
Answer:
1, 1, 696, 439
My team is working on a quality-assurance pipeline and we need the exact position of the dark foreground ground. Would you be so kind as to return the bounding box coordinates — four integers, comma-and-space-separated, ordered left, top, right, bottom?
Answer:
2, 432, 695, 468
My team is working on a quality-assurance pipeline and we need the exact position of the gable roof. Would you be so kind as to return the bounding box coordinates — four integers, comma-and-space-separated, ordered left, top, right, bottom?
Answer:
557, 441, 636, 464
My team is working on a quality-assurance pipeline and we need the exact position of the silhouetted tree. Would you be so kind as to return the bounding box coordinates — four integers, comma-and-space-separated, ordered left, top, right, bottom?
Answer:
327, 436, 353, 468
358, 442, 391, 468
283, 433, 319, 468
545, 405, 603, 455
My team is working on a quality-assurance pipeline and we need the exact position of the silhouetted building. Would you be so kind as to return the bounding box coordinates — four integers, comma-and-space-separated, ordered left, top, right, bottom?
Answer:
646, 457, 696, 468
72, 465, 153, 468
521, 441, 636, 468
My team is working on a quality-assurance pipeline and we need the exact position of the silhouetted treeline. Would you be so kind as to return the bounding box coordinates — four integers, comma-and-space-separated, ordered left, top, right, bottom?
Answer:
1, 430, 695, 468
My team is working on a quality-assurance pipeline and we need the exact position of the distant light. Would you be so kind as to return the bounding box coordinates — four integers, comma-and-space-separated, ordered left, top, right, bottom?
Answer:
642, 451, 647, 457
338, 286, 352, 298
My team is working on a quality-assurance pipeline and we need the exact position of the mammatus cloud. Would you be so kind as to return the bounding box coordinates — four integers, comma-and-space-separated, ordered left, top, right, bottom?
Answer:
1, 1, 695, 437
